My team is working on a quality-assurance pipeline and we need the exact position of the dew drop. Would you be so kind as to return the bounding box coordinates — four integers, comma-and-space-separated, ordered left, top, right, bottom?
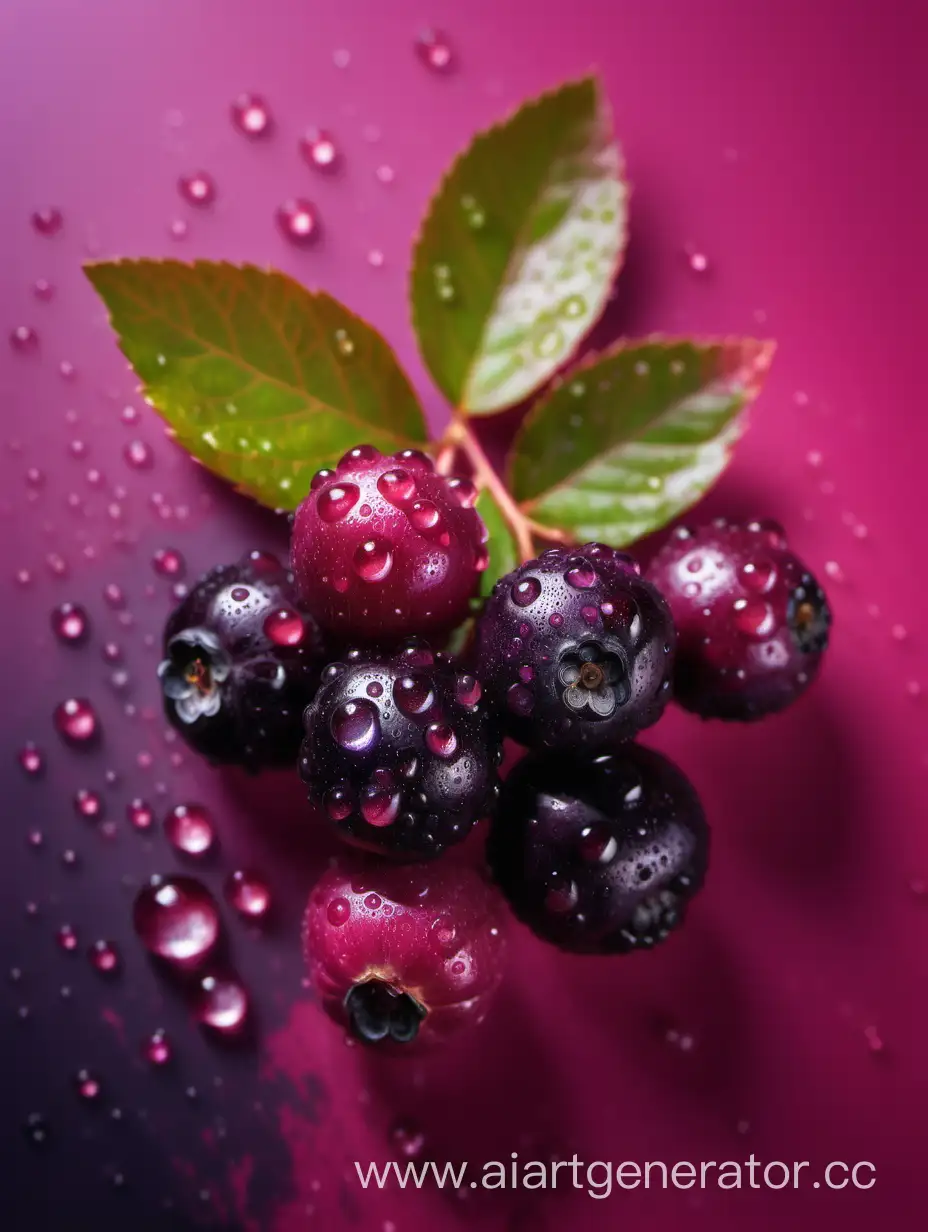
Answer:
178, 172, 216, 206
225, 870, 272, 920
89, 939, 120, 974
57, 924, 79, 952
331, 699, 380, 753
103, 582, 125, 609
18, 743, 44, 776
685, 248, 709, 274
375, 164, 395, 185
377, 468, 416, 506
33, 278, 55, 300
168, 218, 188, 240
133, 875, 220, 969
511, 576, 541, 607
353, 538, 393, 582
276, 198, 319, 245
425, 724, 457, 758
74, 788, 103, 819
545, 882, 579, 913
739, 559, 776, 593
455, 673, 481, 706
415, 28, 454, 71
10, 325, 38, 352
317, 482, 360, 522
300, 127, 339, 170
124, 439, 153, 470
195, 971, 250, 1036
823, 560, 844, 583
152, 547, 184, 578
142, 1028, 172, 1066
31, 207, 63, 236
360, 788, 400, 827
560, 294, 586, 318
367, 248, 385, 268
230, 92, 272, 137
731, 597, 776, 640
549, 612, 565, 628
565, 559, 596, 589
54, 698, 99, 745
327, 897, 351, 926
165, 804, 215, 856
393, 674, 435, 716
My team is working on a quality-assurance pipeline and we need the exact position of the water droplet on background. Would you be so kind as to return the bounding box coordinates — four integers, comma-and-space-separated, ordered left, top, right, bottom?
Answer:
31, 207, 63, 236
231, 92, 272, 137
10, 325, 38, 352
225, 870, 272, 920
89, 940, 120, 974
300, 128, 339, 171
54, 698, 99, 745
178, 172, 216, 207
415, 28, 454, 72
74, 788, 103, 819
194, 972, 250, 1036
276, 198, 319, 245
18, 743, 44, 776
124, 439, 153, 470
133, 875, 220, 969
164, 803, 215, 856
51, 602, 89, 644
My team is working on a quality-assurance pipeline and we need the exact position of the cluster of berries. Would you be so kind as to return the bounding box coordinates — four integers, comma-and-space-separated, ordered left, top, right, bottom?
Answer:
160, 446, 832, 1048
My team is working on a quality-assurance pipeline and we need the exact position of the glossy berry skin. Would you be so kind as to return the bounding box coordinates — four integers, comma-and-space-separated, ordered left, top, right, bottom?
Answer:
647, 520, 832, 720
475, 544, 675, 751
291, 444, 488, 641
300, 641, 500, 860
303, 859, 507, 1048
158, 551, 324, 770
487, 745, 708, 954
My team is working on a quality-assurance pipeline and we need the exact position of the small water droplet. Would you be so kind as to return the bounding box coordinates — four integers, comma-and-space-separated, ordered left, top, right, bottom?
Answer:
231, 92, 272, 137
124, 439, 153, 470
54, 698, 99, 745
415, 28, 454, 71
317, 482, 360, 522
565, 559, 596, 589
10, 325, 38, 352
891, 623, 908, 642
432, 263, 456, 302
276, 198, 319, 244
57, 924, 79, 952
178, 172, 216, 206
33, 278, 55, 300
332, 699, 380, 753
823, 560, 844, 583
31, 207, 63, 236
152, 547, 184, 578
425, 724, 457, 758
507, 683, 535, 716
511, 577, 541, 607
23, 1113, 50, 1146
327, 896, 351, 926
89, 940, 120, 974
367, 248, 385, 268
19, 743, 44, 776
142, 1028, 172, 1066
51, 602, 89, 644
353, 538, 394, 582
74, 788, 103, 819
533, 327, 563, 358
549, 612, 565, 629
225, 871, 272, 920
300, 128, 338, 170
263, 607, 305, 646
194, 971, 249, 1036
27, 828, 44, 848
165, 804, 215, 856
133, 875, 220, 969
685, 248, 709, 274
74, 1067, 102, 1101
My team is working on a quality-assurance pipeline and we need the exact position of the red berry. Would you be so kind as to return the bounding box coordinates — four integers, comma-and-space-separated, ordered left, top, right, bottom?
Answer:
303, 859, 507, 1048
291, 445, 487, 641
647, 520, 832, 720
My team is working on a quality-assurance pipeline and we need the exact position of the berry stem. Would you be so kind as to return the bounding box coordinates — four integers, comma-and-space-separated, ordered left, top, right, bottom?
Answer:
439, 416, 541, 562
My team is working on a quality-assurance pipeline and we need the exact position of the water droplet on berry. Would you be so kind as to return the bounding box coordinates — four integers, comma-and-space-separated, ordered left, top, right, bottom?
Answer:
367, 248, 385, 268
230, 586, 250, 602
263, 607, 305, 646
455, 673, 481, 706
377, 469, 416, 506
142, 1029, 171, 1065
231, 92, 272, 137
89, 940, 120, 974
317, 482, 360, 522
580, 605, 599, 626
27, 828, 44, 848
361, 788, 400, 827
276, 198, 319, 244
415, 28, 454, 71
103, 582, 125, 609
579, 824, 618, 864
332, 699, 381, 753
225, 870, 271, 920
165, 804, 215, 856
126, 798, 153, 831
31, 207, 63, 235
823, 560, 844, 583
545, 882, 579, 913
353, 538, 393, 582
393, 674, 435, 716
409, 500, 441, 534
18, 743, 44, 776
194, 972, 249, 1036
124, 439, 153, 469
10, 325, 38, 352
549, 612, 565, 628
327, 897, 351, 926
506, 683, 535, 716
54, 698, 98, 745
178, 172, 216, 206
332, 48, 351, 68
300, 128, 338, 170
133, 876, 220, 969
74, 788, 102, 819
425, 724, 457, 758
512, 577, 541, 607
565, 560, 596, 589
731, 597, 776, 640
51, 602, 89, 644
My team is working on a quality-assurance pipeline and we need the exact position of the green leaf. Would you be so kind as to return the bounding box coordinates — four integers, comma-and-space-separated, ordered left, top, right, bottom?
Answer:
410, 75, 627, 416
84, 259, 428, 509
509, 338, 775, 545
475, 489, 520, 596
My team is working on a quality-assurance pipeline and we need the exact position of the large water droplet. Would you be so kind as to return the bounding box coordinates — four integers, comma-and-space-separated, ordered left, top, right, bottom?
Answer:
731, 597, 775, 640
317, 482, 360, 523
360, 787, 400, 827
331, 699, 380, 753
511, 577, 541, 607
447, 476, 477, 508
276, 198, 319, 245
327, 896, 351, 926
425, 724, 457, 759
133, 875, 220, 969
178, 172, 216, 206
231, 92, 272, 137
225, 870, 272, 920
455, 673, 481, 706
377, 468, 416, 506
393, 674, 435, 716
263, 607, 305, 647
565, 559, 596, 589
353, 538, 394, 582
127, 798, 153, 831
54, 698, 98, 745
300, 127, 339, 170
194, 971, 249, 1036
165, 804, 215, 856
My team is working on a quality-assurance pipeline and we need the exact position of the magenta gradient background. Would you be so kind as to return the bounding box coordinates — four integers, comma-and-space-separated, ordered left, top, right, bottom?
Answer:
2, 1, 927, 1229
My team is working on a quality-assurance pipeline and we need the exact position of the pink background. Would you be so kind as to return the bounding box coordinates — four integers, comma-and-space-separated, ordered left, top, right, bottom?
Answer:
1, 1, 926, 1229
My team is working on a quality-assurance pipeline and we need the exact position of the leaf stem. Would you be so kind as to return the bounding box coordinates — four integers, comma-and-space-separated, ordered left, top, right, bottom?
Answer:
441, 416, 536, 562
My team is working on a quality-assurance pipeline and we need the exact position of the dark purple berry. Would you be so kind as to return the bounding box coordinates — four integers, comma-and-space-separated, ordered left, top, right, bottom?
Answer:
475, 544, 675, 750
487, 745, 708, 954
291, 444, 488, 642
647, 519, 832, 720
159, 550, 324, 769
300, 640, 500, 860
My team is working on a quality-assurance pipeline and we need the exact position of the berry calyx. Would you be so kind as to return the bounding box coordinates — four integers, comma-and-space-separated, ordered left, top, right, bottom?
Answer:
487, 745, 709, 954
476, 544, 675, 750
159, 550, 324, 769
303, 859, 507, 1047
647, 519, 832, 720
300, 641, 500, 860
291, 444, 488, 641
